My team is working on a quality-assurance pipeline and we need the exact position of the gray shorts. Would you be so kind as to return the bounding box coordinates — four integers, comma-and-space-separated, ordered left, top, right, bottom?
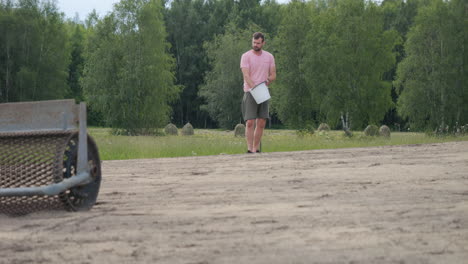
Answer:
241, 92, 269, 121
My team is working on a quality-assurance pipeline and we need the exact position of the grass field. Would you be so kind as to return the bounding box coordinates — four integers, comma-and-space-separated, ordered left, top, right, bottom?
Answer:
88, 128, 468, 160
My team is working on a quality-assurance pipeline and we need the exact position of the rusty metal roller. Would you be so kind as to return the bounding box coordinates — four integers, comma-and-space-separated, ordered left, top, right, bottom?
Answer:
0, 100, 102, 215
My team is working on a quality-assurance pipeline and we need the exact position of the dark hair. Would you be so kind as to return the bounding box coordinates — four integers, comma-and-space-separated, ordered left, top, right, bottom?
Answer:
253, 32, 265, 42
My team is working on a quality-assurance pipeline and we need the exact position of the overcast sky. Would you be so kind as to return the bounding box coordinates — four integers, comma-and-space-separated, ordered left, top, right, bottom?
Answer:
56, 0, 121, 19
56, 0, 290, 20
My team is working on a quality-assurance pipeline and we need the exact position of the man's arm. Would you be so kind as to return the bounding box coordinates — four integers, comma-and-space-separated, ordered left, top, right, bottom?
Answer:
241, 67, 255, 89
267, 66, 276, 86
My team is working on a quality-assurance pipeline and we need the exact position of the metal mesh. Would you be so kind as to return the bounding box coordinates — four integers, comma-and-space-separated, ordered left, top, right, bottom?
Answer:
0, 131, 74, 215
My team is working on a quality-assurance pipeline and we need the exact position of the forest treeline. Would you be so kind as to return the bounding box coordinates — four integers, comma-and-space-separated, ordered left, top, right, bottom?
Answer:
0, 0, 466, 134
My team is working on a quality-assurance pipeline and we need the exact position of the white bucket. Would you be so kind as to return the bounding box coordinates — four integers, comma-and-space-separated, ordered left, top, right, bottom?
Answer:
249, 82, 271, 104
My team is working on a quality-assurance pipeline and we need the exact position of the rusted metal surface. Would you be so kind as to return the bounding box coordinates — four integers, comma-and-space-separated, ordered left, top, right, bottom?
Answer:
0, 131, 73, 215
0, 99, 78, 132
0, 131, 102, 215
59, 134, 102, 212
0, 100, 101, 215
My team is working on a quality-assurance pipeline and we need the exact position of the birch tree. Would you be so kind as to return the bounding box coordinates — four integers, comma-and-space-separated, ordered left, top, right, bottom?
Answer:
272, 0, 313, 128
304, 0, 400, 129
82, 0, 179, 135
395, 0, 467, 131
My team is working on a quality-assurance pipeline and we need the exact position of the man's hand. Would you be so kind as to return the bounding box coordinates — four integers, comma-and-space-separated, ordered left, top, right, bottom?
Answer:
267, 66, 276, 86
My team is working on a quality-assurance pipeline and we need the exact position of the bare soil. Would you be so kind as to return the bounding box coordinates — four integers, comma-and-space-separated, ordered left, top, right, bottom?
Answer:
1, 141, 468, 264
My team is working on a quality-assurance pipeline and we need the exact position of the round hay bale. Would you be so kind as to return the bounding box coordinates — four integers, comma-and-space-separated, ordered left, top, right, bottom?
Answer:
234, 124, 245, 137
364, 125, 379, 136
317, 123, 330, 131
379, 125, 391, 138
164, 123, 178, 135
344, 129, 353, 137
182, 122, 194, 136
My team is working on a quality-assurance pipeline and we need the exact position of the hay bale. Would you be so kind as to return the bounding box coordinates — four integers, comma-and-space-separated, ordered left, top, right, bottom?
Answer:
182, 122, 194, 136
317, 123, 330, 131
164, 123, 178, 135
364, 125, 379, 136
344, 129, 353, 137
234, 124, 245, 137
379, 125, 391, 138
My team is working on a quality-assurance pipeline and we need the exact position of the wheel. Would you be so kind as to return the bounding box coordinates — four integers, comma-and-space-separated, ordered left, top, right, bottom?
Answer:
60, 133, 102, 211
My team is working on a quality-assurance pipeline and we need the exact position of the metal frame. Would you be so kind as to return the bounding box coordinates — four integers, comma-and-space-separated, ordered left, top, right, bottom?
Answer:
0, 100, 91, 197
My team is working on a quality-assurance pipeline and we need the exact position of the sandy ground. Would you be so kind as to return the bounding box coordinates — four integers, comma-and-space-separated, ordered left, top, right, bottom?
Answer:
1, 141, 468, 264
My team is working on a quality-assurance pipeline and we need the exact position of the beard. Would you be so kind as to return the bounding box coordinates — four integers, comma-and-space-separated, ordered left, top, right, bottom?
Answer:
253, 46, 261, 51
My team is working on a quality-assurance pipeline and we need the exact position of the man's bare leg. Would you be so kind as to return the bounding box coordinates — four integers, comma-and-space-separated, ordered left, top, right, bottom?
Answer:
253, 118, 266, 152
245, 119, 255, 152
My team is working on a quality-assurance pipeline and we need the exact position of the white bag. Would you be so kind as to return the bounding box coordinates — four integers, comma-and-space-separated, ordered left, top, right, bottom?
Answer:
249, 82, 271, 104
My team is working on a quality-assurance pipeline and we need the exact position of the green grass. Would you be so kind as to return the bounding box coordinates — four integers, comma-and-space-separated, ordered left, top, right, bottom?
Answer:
88, 128, 468, 160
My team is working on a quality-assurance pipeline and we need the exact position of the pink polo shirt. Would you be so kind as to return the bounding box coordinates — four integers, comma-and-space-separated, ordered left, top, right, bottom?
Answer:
240, 50, 275, 92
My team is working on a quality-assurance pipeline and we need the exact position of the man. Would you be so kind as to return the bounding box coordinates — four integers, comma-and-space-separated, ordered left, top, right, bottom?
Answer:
240, 32, 276, 153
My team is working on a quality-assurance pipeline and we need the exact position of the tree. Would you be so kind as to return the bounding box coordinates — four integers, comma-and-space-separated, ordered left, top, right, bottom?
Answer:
230, 0, 262, 29
395, 0, 468, 131
164, 0, 229, 128
258, 0, 282, 37
66, 22, 86, 101
380, 0, 420, 129
82, 0, 179, 135
272, 0, 313, 128
199, 24, 262, 129
382, 0, 419, 35
0, 1, 16, 102
303, 0, 400, 129
164, 0, 285, 128
0, 0, 70, 102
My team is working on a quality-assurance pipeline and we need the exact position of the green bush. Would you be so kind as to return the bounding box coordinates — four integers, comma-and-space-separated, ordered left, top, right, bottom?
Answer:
296, 123, 315, 137
460, 124, 468, 134
111, 128, 163, 136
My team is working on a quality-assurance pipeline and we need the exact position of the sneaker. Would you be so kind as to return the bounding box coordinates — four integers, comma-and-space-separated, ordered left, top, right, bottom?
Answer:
247, 150, 254, 154
256, 150, 261, 153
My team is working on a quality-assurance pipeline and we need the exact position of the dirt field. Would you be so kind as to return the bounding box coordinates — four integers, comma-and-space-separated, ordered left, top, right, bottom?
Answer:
1, 141, 468, 264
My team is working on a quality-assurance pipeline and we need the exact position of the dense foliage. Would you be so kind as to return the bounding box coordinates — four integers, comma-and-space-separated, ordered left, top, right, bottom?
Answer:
0, 0, 70, 102
0, 0, 466, 133
395, 0, 468, 131
81, 0, 179, 135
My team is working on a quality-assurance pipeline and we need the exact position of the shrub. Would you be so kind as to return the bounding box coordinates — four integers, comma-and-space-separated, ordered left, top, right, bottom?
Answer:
182, 122, 194, 136
379, 125, 391, 138
234, 124, 245, 137
111, 128, 163, 136
297, 123, 315, 136
364, 125, 379, 136
453, 123, 468, 136
460, 124, 468, 134
164, 123, 178, 135
317, 123, 330, 131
